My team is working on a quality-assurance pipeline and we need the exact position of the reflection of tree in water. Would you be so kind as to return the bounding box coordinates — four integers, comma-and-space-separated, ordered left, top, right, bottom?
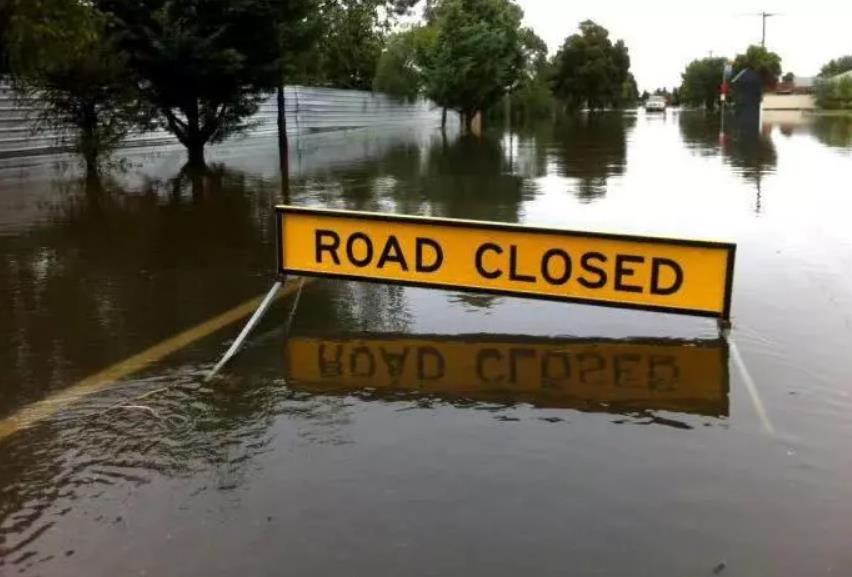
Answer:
721, 117, 777, 210
678, 111, 722, 156
810, 115, 852, 149
0, 166, 280, 416
550, 112, 635, 202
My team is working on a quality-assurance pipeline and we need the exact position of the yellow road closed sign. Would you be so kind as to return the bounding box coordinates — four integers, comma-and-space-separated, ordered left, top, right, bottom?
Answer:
276, 206, 736, 319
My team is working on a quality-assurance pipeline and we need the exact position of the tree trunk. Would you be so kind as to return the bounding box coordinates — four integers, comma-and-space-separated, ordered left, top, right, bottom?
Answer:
184, 99, 206, 168
187, 143, 205, 168
277, 83, 290, 203
79, 101, 100, 175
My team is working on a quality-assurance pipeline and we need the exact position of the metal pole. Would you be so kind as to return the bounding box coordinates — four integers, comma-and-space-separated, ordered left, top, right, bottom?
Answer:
206, 280, 282, 380
761, 12, 766, 47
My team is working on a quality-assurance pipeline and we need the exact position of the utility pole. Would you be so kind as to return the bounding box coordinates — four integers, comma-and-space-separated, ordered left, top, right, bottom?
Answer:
758, 11, 777, 47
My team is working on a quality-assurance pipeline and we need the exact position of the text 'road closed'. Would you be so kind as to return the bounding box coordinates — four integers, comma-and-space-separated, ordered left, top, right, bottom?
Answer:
277, 206, 736, 318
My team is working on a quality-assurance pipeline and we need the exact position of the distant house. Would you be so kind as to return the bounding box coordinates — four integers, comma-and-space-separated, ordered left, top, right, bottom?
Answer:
774, 76, 816, 95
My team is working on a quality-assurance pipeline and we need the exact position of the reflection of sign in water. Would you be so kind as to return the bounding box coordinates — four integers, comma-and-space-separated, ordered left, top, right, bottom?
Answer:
277, 206, 735, 319
286, 336, 729, 416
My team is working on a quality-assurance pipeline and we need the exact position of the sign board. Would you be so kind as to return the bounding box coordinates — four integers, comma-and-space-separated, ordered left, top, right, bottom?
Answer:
276, 206, 736, 319
286, 335, 729, 416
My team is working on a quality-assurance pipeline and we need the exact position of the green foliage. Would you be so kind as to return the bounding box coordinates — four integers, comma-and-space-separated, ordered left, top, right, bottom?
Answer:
96, 0, 295, 165
782, 71, 794, 83
551, 20, 631, 111
425, 0, 525, 126
617, 72, 639, 108
506, 27, 553, 120
373, 26, 436, 101
815, 77, 852, 110
6, 0, 152, 168
733, 45, 781, 90
819, 55, 852, 79
315, 0, 387, 90
679, 57, 726, 109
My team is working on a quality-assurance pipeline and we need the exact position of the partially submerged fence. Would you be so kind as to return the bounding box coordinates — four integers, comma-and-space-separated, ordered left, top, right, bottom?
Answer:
0, 82, 453, 158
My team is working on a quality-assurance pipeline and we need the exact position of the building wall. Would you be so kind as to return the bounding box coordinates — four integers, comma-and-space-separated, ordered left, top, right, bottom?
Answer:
0, 82, 456, 158
762, 94, 816, 111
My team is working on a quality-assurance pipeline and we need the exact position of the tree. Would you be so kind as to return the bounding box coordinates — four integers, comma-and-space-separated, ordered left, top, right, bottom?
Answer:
424, 0, 525, 131
96, 0, 290, 167
373, 26, 436, 101
551, 20, 631, 112
733, 45, 781, 90
617, 72, 639, 108
5, 0, 152, 176
819, 55, 852, 79
782, 71, 794, 83
504, 27, 553, 120
316, 0, 387, 90
679, 57, 726, 110
815, 76, 852, 110
670, 86, 681, 106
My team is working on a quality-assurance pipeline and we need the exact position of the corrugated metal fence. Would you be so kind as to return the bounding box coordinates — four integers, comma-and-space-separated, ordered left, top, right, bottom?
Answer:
0, 81, 454, 158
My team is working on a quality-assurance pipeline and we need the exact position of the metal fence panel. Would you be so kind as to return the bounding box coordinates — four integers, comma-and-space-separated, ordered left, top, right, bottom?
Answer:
0, 82, 455, 158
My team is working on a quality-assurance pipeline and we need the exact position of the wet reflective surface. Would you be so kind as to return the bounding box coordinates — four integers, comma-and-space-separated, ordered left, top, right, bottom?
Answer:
2, 111, 852, 575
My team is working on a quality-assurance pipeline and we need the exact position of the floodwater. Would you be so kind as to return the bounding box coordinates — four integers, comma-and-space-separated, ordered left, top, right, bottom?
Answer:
2, 110, 852, 576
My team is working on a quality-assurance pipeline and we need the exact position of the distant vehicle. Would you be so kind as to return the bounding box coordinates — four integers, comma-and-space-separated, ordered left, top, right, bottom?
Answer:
644, 95, 667, 112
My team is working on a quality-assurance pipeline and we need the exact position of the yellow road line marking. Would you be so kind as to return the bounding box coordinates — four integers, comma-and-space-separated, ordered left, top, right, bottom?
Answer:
0, 278, 310, 443
728, 336, 776, 435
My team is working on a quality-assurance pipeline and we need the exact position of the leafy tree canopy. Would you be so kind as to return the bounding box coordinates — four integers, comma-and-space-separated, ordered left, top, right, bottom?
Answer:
373, 26, 436, 101
551, 20, 631, 111
96, 0, 301, 166
425, 0, 525, 127
313, 0, 387, 90
679, 56, 726, 110
819, 55, 852, 79
6, 0, 152, 170
733, 45, 781, 90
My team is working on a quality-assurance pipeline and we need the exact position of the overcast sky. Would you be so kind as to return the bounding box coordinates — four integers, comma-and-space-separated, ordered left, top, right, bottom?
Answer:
515, 0, 852, 90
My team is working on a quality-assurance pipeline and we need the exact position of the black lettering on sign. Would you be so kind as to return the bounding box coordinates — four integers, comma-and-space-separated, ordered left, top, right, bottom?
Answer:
541, 248, 572, 285
346, 233, 374, 267
541, 352, 571, 389
650, 258, 683, 295
318, 343, 343, 378
578, 252, 607, 289
315, 230, 341, 265
649, 355, 679, 389
376, 235, 408, 271
475, 243, 503, 279
416, 237, 444, 273
578, 353, 605, 385
615, 254, 644, 293
350, 346, 375, 377
417, 347, 445, 381
509, 245, 536, 283
380, 347, 409, 379
614, 354, 642, 388
476, 349, 504, 384
509, 348, 536, 384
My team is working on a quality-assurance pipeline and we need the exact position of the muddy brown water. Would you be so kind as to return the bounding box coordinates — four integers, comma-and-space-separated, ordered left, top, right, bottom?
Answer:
1, 110, 852, 576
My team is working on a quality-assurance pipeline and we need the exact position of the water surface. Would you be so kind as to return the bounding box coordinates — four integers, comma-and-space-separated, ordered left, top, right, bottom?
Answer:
1, 110, 852, 575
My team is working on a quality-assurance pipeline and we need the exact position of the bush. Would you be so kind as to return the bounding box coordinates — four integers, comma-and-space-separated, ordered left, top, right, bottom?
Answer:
815, 77, 852, 110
